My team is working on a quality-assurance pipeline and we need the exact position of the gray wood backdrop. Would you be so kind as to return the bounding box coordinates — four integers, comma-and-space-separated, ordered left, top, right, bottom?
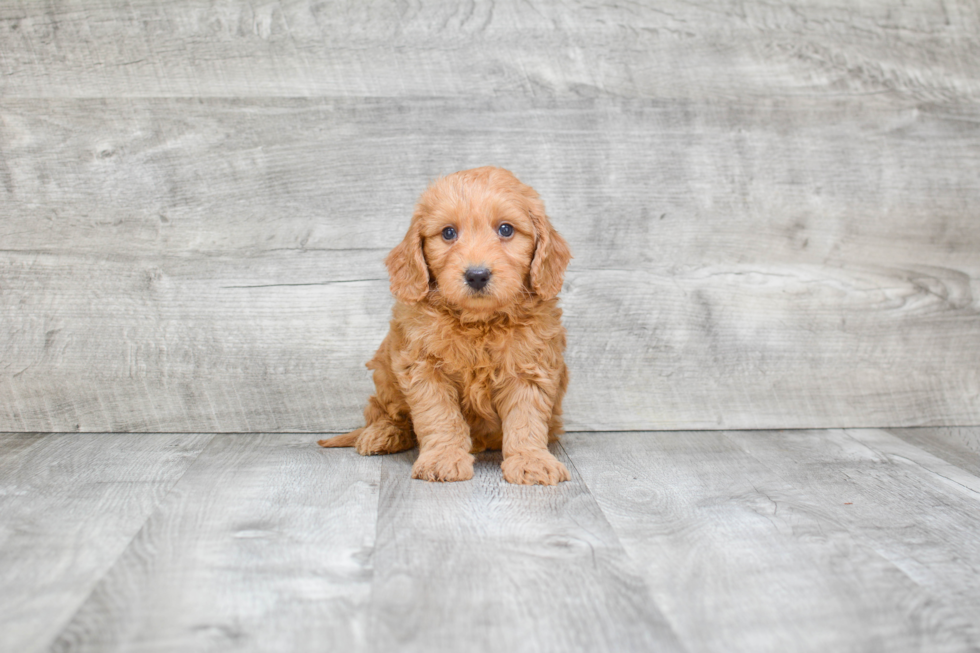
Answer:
1, 0, 979, 432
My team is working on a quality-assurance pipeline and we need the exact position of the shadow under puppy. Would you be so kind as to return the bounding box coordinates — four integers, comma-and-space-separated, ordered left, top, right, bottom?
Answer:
319, 167, 572, 485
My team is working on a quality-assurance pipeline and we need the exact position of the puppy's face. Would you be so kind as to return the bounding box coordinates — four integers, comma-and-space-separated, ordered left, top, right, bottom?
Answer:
419, 184, 535, 313
385, 167, 571, 314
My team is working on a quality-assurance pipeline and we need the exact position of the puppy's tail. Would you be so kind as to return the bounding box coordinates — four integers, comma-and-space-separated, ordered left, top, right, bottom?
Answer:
317, 428, 362, 448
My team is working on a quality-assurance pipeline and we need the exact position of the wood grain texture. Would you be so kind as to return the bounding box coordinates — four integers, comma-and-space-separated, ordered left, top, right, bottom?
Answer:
0, 431, 48, 458
2, 95, 979, 431
367, 445, 684, 653
726, 428, 980, 620
0, 433, 212, 653
49, 434, 379, 653
2, 1, 979, 432
562, 431, 980, 653
3, 246, 977, 432
0, 248, 391, 432
1, 0, 979, 100
4, 97, 980, 263
4, 430, 980, 652
888, 427, 980, 477
847, 428, 980, 499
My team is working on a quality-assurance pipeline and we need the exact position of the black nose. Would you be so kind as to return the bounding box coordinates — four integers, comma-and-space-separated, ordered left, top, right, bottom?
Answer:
464, 267, 491, 291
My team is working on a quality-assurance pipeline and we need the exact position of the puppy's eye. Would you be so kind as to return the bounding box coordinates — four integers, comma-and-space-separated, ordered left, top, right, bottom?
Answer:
497, 223, 514, 238
441, 226, 457, 241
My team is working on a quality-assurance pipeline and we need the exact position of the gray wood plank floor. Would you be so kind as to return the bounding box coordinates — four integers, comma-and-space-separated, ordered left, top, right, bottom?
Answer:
3, 428, 979, 653
0, 433, 214, 653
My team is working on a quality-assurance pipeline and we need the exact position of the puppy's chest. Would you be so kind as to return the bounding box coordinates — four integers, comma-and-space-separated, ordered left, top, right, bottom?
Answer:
432, 331, 513, 417
441, 334, 508, 387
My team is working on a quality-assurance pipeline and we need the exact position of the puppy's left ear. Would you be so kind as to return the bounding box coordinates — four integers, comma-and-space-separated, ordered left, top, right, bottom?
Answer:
384, 212, 430, 304
527, 196, 572, 300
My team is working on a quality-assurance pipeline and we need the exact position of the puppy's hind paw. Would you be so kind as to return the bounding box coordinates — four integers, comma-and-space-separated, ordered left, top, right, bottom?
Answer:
501, 450, 570, 486
412, 449, 475, 482
355, 423, 415, 456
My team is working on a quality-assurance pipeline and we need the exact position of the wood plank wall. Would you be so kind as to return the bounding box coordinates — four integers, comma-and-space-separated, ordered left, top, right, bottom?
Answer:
2, 1, 979, 432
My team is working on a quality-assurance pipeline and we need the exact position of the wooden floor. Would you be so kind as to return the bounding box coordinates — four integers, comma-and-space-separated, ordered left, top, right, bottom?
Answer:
2, 427, 979, 653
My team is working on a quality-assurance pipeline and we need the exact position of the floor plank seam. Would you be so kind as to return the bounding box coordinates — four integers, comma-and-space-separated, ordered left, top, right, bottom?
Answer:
40, 433, 220, 652
556, 439, 692, 652
717, 429, 980, 646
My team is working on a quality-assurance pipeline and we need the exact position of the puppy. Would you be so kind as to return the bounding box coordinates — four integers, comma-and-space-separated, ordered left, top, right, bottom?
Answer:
318, 167, 571, 485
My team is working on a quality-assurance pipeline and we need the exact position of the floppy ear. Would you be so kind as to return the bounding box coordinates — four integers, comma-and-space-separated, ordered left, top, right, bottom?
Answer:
384, 213, 429, 304
527, 197, 572, 300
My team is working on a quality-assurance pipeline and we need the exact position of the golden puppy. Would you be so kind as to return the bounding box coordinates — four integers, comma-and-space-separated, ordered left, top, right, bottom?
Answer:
318, 167, 571, 485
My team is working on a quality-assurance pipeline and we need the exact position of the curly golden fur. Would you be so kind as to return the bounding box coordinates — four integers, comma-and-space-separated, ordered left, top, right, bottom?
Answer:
318, 167, 572, 485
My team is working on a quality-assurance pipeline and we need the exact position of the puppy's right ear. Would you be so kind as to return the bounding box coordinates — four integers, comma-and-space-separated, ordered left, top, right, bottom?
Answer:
384, 213, 429, 304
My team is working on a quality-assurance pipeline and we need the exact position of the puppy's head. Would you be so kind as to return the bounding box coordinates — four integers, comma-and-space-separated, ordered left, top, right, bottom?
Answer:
385, 167, 571, 314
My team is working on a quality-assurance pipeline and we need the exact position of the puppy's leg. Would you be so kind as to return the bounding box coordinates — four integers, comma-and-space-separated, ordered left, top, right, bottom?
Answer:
319, 335, 415, 455
357, 343, 417, 455
498, 382, 570, 485
353, 396, 415, 456
403, 364, 474, 482
547, 362, 569, 443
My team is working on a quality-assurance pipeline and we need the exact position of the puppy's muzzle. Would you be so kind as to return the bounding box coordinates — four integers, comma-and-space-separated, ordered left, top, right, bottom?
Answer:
464, 267, 491, 292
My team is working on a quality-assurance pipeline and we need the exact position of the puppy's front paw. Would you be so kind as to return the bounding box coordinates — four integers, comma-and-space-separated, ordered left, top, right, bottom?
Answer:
501, 450, 570, 486
412, 448, 475, 482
